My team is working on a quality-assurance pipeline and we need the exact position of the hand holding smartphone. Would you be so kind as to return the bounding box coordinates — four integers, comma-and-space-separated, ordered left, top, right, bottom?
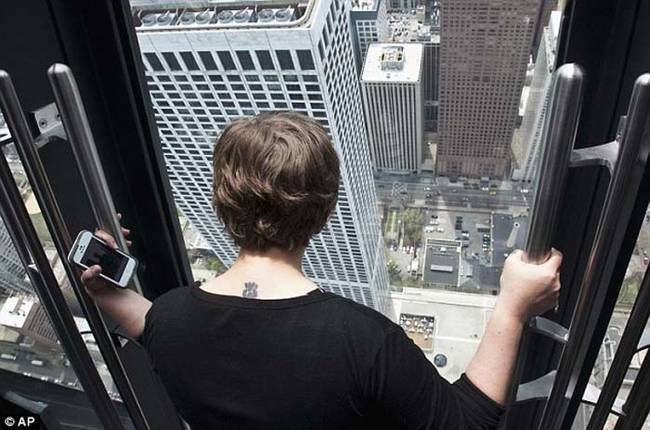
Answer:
68, 229, 138, 289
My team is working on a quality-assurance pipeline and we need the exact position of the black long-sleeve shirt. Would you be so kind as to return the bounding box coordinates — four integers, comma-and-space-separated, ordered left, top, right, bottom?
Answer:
139, 284, 504, 429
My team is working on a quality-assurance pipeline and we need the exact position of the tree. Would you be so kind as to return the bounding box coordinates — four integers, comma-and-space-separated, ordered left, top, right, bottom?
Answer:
206, 258, 226, 274
402, 208, 423, 247
386, 259, 401, 282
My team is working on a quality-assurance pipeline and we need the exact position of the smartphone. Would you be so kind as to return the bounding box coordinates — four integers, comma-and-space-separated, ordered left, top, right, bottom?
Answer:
68, 230, 137, 288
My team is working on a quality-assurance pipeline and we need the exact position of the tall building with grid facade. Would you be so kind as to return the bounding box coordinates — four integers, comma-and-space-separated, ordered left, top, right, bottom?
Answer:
361, 44, 423, 172
350, 0, 389, 74
437, 0, 539, 179
512, 11, 560, 182
0, 222, 29, 294
388, 9, 439, 132
132, 1, 392, 316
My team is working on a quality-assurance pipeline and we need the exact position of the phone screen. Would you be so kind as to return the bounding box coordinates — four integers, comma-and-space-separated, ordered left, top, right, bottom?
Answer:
81, 237, 129, 282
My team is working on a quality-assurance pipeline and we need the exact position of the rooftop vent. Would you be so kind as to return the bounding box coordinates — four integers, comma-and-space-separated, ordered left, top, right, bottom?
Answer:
234, 9, 252, 23
258, 9, 276, 22
217, 10, 234, 23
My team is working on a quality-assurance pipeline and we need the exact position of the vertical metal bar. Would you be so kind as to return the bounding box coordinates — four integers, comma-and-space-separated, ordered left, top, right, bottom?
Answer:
524, 63, 585, 263
503, 64, 584, 428
0, 70, 150, 430
0, 155, 126, 430
537, 73, 650, 430
614, 351, 650, 430
46, 63, 142, 295
587, 264, 650, 429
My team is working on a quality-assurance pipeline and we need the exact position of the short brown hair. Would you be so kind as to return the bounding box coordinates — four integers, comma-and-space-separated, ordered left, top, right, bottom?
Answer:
212, 112, 340, 251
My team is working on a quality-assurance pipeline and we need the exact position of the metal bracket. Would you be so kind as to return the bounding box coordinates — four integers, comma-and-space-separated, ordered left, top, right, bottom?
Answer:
568, 115, 627, 174
32, 102, 65, 146
529, 316, 569, 343
569, 140, 620, 174
516, 370, 625, 416
516, 370, 556, 402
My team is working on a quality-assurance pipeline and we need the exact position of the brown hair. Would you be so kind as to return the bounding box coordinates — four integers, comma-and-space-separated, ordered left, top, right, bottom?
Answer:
212, 112, 340, 251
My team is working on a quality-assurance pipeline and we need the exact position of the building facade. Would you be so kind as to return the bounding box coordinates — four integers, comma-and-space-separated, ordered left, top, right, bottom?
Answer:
388, 8, 439, 132
350, 0, 390, 73
132, 1, 392, 315
0, 223, 29, 294
512, 11, 561, 183
361, 44, 423, 173
437, 0, 539, 179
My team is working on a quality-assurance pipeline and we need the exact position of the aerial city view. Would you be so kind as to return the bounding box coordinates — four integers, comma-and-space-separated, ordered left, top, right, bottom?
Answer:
0, 0, 648, 427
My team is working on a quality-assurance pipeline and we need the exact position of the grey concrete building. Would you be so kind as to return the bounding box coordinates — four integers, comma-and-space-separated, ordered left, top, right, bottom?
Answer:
437, 0, 540, 179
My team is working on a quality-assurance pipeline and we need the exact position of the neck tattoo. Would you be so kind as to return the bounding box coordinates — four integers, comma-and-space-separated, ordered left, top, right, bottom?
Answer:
242, 281, 258, 298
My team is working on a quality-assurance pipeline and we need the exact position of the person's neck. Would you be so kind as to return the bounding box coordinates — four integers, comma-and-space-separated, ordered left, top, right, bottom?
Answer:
203, 246, 318, 299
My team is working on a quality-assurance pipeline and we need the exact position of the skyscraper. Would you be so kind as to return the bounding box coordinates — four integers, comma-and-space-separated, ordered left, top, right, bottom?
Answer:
388, 8, 439, 132
361, 44, 423, 173
350, 0, 389, 73
512, 11, 561, 183
0, 222, 29, 294
437, 0, 539, 179
132, 1, 392, 315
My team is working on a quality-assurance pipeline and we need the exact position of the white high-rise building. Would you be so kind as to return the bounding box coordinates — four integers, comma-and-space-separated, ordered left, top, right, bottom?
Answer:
361, 44, 423, 173
350, 0, 389, 73
132, 1, 392, 316
512, 11, 561, 183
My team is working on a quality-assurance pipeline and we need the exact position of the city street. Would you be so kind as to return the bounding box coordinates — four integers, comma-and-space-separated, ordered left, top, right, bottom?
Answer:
375, 176, 531, 210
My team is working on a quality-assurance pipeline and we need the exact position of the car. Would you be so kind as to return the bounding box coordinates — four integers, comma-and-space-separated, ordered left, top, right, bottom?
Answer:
429, 219, 439, 225
400, 190, 408, 195
436, 227, 444, 233
424, 226, 435, 233
456, 216, 464, 220
521, 188, 530, 194
31, 359, 45, 367
431, 214, 438, 219
451, 189, 458, 194
644, 257, 649, 265
424, 186, 431, 191
426, 193, 433, 198
489, 191, 497, 196
377, 184, 385, 188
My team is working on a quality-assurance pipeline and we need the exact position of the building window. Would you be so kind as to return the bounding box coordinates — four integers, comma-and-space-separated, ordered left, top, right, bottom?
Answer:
162, 52, 181, 71
276, 50, 294, 70
217, 51, 236, 70
180, 52, 199, 71
236, 51, 255, 70
297, 50, 315, 70
144, 53, 163, 71
198, 51, 218, 70
255, 50, 274, 70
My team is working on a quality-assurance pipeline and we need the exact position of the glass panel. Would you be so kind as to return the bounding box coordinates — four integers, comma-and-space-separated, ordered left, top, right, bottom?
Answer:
571, 203, 650, 430
128, 0, 563, 382
0, 140, 131, 423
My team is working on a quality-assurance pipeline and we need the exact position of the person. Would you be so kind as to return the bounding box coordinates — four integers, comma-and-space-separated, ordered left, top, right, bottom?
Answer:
81, 112, 562, 429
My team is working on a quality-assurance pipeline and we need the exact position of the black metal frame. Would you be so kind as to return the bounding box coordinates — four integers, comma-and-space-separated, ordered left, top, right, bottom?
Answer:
0, 0, 193, 428
505, 0, 650, 428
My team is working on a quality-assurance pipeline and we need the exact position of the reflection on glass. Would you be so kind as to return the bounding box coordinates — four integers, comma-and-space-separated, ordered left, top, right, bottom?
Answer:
128, 0, 563, 381
572, 205, 650, 430
0, 143, 122, 402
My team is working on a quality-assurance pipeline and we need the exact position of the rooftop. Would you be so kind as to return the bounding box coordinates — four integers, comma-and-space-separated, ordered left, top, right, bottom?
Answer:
388, 8, 439, 43
361, 43, 423, 83
351, 0, 378, 11
131, 1, 312, 31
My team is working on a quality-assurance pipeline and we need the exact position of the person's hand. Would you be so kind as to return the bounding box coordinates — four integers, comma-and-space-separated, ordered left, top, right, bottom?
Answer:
80, 213, 132, 293
496, 248, 562, 323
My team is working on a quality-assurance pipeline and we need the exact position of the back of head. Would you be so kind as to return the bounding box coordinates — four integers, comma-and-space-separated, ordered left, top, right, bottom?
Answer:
212, 112, 340, 252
